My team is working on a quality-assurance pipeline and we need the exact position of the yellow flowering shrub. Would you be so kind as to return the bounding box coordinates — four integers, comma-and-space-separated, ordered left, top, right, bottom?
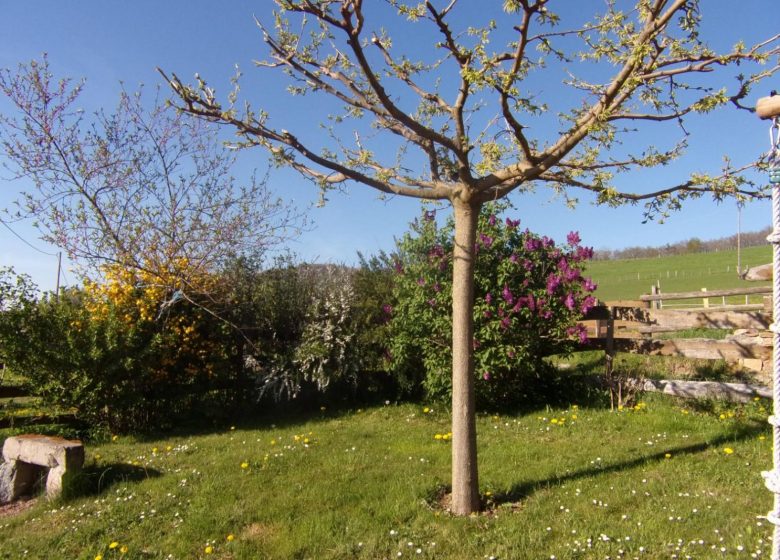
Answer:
1, 263, 244, 433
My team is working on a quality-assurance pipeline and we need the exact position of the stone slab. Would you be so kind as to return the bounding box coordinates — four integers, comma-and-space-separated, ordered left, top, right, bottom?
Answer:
1, 434, 84, 503
2, 435, 84, 470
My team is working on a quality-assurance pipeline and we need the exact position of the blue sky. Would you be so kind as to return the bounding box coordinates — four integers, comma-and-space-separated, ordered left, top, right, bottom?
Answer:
0, 1, 778, 292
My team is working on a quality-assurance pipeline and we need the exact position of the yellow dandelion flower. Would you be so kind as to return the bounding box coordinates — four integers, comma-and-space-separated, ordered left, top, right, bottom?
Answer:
760, 435, 767, 441
434, 434, 443, 440
240, 461, 249, 469
423, 407, 430, 413
152, 447, 158, 454
166, 445, 172, 451
109, 542, 119, 549
270, 439, 277, 445
227, 534, 235, 542
120, 545, 128, 554
205, 545, 214, 554
571, 414, 578, 420
550, 418, 558, 424
664, 453, 672, 459
95, 555, 103, 560
111, 435, 118, 442
303, 438, 310, 444
723, 447, 734, 455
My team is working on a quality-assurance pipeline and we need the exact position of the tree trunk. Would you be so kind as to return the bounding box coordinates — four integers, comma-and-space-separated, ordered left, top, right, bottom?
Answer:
450, 197, 481, 515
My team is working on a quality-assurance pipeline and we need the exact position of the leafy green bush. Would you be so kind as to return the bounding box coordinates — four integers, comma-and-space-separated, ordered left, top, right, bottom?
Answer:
0, 268, 38, 375
0, 258, 398, 433
0, 267, 245, 433
388, 204, 597, 407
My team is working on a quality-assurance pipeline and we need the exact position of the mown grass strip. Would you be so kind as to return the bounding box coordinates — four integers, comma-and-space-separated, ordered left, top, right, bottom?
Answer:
0, 394, 771, 559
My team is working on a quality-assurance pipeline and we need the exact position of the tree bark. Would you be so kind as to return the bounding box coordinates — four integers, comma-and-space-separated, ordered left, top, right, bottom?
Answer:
450, 197, 481, 515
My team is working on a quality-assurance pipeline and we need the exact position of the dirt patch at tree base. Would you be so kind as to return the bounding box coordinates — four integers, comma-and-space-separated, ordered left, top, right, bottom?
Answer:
429, 487, 523, 517
0, 496, 37, 518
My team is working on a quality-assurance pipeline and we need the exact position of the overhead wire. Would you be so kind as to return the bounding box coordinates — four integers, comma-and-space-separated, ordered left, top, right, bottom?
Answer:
0, 215, 59, 257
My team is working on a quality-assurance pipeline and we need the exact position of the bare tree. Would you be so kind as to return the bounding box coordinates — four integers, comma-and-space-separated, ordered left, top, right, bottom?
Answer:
0, 56, 303, 295
163, 0, 780, 515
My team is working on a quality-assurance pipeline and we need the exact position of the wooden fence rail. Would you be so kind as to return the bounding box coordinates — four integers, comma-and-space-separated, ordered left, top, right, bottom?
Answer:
639, 285, 771, 311
0, 384, 80, 429
579, 304, 772, 379
639, 286, 771, 302
0, 385, 29, 399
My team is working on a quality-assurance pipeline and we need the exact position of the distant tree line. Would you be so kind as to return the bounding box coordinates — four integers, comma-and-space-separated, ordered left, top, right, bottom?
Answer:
593, 227, 771, 261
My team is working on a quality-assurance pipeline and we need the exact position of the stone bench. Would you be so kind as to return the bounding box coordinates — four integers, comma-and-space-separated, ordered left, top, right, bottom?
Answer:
0, 434, 84, 503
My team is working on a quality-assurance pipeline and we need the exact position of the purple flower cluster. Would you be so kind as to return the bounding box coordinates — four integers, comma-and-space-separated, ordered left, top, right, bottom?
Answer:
505, 218, 520, 230
469, 222, 597, 353
478, 233, 494, 248
389, 205, 598, 391
502, 284, 514, 305
566, 324, 588, 344
428, 244, 445, 260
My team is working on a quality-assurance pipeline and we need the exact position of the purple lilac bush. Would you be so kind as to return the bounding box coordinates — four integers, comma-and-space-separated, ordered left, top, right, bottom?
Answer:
387, 203, 597, 406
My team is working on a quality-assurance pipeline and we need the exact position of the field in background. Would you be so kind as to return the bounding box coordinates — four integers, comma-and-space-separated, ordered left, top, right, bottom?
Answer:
585, 245, 772, 302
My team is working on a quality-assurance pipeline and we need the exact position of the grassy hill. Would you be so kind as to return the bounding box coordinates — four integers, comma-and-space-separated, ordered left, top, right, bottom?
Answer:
585, 245, 772, 302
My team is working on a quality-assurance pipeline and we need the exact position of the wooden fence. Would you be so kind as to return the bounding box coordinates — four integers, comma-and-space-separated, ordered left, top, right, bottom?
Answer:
0, 382, 79, 430
580, 301, 772, 379
640, 285, 771, 310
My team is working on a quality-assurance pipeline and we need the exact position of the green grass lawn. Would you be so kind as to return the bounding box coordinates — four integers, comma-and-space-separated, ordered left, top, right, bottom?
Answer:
0, 395, 773, 559
585, 245, 772, 302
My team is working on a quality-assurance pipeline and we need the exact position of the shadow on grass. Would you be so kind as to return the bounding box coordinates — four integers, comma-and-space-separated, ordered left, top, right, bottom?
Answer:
67, 463, 162, 499
686, 360, 758, 383
126, 376, 409, 444
492, 422, 763, 508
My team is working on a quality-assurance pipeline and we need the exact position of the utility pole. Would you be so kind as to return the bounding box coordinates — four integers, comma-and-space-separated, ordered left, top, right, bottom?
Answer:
55, 251, 62, 300
737, 203, 743, 277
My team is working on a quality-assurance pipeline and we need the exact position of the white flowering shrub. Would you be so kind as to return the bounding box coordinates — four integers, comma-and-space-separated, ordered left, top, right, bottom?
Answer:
251, 264, 377, 402
294, 269, 358, 391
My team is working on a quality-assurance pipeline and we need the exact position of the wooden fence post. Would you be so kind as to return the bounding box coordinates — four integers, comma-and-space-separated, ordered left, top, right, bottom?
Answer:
650, 285, 661, 310
603, 306, 617, 409
702, 287, 709, 309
